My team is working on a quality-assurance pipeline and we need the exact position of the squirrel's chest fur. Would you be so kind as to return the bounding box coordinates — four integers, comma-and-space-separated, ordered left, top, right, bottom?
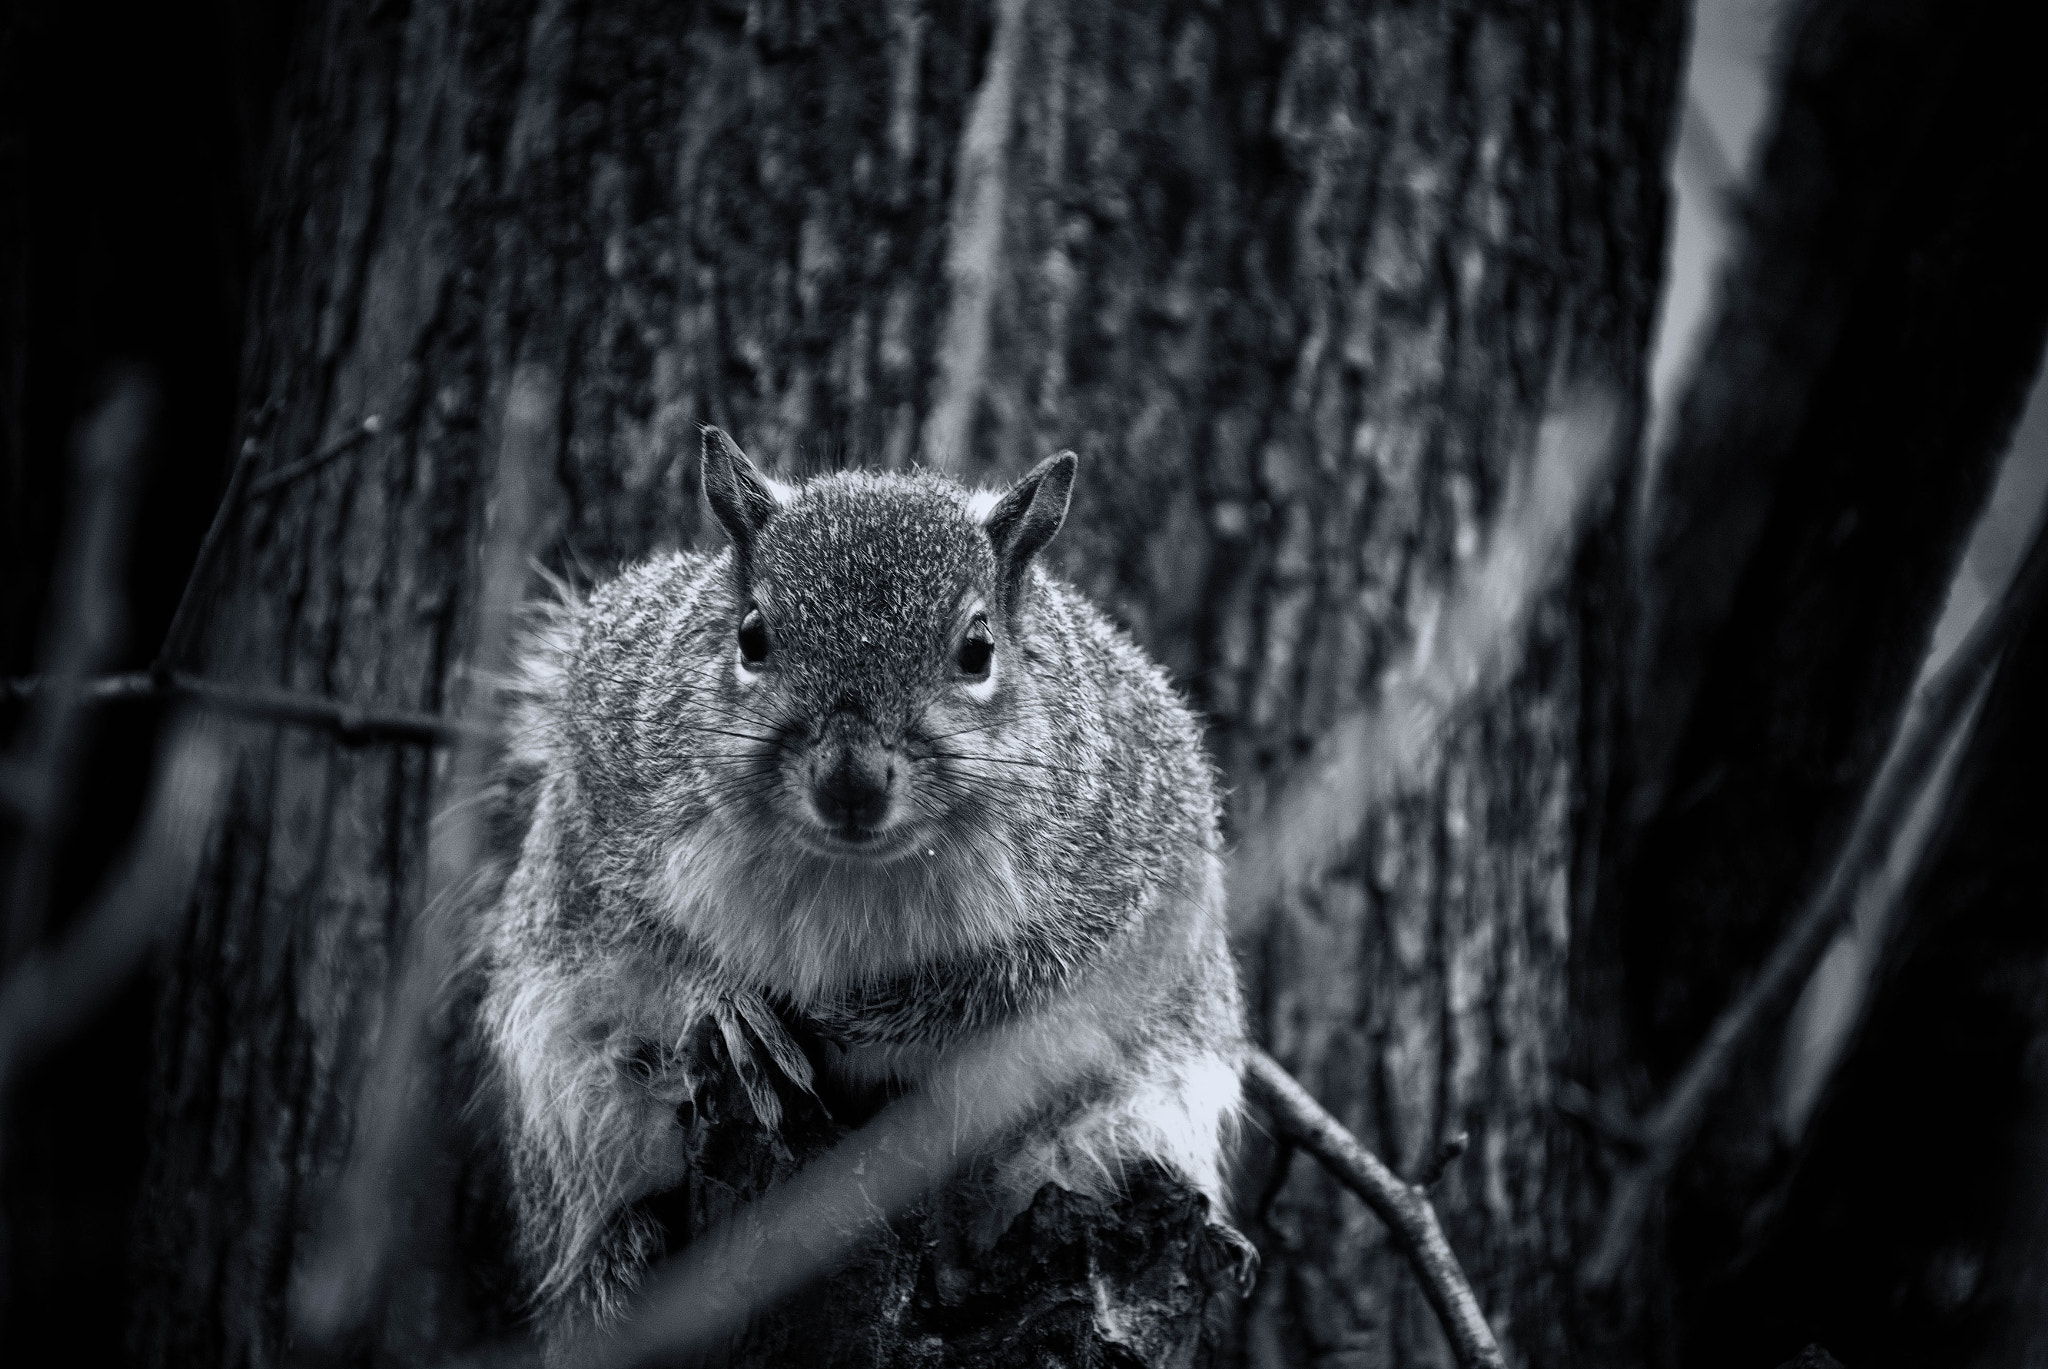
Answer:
549, 690, 1152, 1059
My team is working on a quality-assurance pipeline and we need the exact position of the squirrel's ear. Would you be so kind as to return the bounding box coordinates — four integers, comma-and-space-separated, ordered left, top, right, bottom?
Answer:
982, 451, 1077, 610
701, 426, 785, 560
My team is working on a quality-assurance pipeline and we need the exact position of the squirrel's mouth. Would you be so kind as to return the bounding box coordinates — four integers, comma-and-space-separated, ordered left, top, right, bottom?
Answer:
789, 817, 908, 858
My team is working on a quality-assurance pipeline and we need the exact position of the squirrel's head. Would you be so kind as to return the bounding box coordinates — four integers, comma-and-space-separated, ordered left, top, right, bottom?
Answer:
695, 427, 1076, 862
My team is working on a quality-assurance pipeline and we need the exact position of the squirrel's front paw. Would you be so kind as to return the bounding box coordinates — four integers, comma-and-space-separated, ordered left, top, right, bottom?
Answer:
611, 991, 813, 1140
623, 992, 814, 1135
713, 992, 817, 1130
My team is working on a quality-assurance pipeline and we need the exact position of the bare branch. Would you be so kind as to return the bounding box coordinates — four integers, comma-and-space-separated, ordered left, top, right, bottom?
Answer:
439, 1028, 1483, 1369
156, 434, 261, 675
2, 371, 155, 957
1243, 1050, 1505, 1369
1228, 390, 1625, 933
0, 716, 233, 1100
1580, 503, 2048, 1292
243, 413, 381, 499
1414, 1130, 1472, 1192
0, 671, 478, 747
157, 413, 380, 672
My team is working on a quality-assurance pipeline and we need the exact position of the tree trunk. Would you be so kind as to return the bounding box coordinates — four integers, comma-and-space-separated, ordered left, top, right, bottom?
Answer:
133, 1, 1684, 1365
1208, 6, 1682, 1366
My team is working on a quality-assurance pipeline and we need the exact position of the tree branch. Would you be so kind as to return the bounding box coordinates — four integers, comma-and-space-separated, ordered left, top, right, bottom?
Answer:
243, 413, 381, 499
156, 412, 382, 672
1413, 1129, 1473, 1191
446, 1042, 1499, 1369
1580, 504, 2048, 1292
0, 671, 479, 747
1243, 1049, 1504, 1369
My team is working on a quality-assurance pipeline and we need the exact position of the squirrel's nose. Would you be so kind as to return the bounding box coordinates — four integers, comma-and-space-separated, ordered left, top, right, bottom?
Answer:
808, 743, 897, 836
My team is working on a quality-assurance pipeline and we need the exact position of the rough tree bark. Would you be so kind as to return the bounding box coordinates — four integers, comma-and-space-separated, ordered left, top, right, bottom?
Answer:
1205, 8, 1680, 1368
1616, 0, 2048, 1342
131, 1, 1684, 1365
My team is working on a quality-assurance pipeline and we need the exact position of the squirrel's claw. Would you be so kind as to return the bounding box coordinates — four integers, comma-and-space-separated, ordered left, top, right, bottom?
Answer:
628, 996, 811, 1138
713, 1005, 783, 1131
707, 992, 815, 1134
1200, 1218, 1260, 1297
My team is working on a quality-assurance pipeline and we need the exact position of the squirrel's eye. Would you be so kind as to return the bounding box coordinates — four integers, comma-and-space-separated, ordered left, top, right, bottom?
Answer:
957, 617, 994, 678
737, 607, 770, 664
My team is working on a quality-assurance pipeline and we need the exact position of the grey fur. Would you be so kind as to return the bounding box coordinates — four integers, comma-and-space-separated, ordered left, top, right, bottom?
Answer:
475, 434, 1245, 1345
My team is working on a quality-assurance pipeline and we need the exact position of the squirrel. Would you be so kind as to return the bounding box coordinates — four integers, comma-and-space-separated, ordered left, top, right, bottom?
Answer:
473, 427, 1248, 1344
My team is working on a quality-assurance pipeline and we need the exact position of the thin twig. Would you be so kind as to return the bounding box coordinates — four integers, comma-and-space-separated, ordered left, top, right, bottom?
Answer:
1579, 504, 2048, 1291
156, 412, 379, 672
156, 429, 262, 675
2, 371, 155, 959
0, 671, 479, 747
244, 414, 381, 498
1227, 391, 1625, 933
0, 716, 233, 1099
1414, 1130, 1472, 1191
1243, 1050, 1504, 1369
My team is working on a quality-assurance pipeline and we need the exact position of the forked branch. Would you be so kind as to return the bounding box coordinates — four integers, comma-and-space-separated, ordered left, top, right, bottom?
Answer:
157, 413, 382, 670
550, 1039, 1485, 1369
1245, 1049, 1505, 1369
